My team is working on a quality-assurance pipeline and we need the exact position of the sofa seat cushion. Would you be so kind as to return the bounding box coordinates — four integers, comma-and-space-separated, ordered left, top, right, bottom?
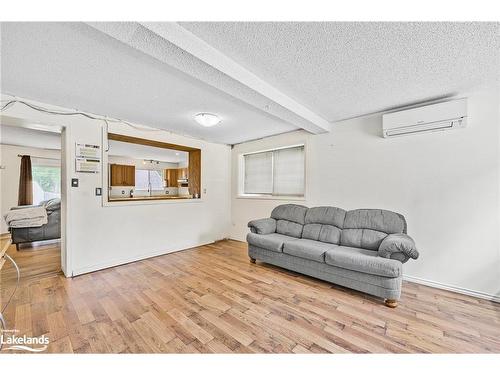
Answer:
325, 246, 401, 278
247, 232, 298, 253
283, 239, 336, 263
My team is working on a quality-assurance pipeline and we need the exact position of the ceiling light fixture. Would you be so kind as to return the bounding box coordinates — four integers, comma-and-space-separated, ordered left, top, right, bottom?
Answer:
194, 113, 221, 127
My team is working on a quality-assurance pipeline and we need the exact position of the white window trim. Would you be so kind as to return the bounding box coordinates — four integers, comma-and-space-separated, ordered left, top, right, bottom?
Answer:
238, 143, 306, 200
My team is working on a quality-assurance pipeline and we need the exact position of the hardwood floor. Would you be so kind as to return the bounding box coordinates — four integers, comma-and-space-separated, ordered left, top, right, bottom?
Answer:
1, 239, 499, 353
1, 239, 61, 283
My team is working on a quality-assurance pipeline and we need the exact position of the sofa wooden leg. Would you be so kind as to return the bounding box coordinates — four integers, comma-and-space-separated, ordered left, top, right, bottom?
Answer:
384, 299, 398, 308
249, 258, 256, 264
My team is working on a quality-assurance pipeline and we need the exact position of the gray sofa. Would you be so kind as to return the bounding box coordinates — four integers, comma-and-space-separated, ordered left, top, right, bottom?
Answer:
247, 204, 419, 307
9, 198, 61, 249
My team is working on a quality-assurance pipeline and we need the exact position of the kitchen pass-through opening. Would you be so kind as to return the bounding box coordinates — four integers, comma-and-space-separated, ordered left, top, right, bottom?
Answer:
106, 133, 201, 202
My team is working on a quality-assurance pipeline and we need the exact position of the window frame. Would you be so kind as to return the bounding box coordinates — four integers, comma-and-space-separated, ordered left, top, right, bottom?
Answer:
239, 143, 306, 200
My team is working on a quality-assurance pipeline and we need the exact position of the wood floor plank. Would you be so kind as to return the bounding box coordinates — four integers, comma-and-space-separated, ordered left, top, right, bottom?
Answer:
99, 296, 124, 322
167, 308, 214, 345
1, 239, 499, 353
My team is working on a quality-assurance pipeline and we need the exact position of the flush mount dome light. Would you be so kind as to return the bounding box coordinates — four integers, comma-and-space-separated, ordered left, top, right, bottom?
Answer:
194, 113, 221, 127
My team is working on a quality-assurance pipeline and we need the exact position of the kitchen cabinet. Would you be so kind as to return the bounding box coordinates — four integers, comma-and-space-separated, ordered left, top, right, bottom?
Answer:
165, 168, 179, 187
110, 164, 135, 186
178, 168, 189, 180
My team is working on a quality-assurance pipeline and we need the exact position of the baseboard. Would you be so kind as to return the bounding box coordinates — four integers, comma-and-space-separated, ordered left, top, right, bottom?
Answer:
404, 275, 500, 303
70, 240, 216, 277
228, 237, 246, 243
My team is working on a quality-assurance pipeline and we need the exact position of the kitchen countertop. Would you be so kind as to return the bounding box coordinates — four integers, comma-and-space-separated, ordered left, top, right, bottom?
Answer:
108, 195, 194, 202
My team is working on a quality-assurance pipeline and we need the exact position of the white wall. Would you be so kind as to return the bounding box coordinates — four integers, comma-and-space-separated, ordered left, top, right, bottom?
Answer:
231, 88, 500, 299
0, 143, 61, 233
1, 96, 232, 276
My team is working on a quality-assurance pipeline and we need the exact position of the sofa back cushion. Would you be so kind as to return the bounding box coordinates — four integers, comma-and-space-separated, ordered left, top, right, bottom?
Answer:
302, 206, 346, 245
340, 209, 407, 250
271, 204, 308, 238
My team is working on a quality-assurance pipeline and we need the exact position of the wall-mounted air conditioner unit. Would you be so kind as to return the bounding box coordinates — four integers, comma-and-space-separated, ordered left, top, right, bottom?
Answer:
382, 98, 467, 138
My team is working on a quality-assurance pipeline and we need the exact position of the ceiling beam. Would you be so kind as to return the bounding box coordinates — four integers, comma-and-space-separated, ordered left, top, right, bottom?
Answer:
138, 22, 330, 134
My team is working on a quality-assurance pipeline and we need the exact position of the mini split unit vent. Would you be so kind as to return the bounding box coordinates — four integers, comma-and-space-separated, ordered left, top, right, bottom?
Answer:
382, 98, 467, 138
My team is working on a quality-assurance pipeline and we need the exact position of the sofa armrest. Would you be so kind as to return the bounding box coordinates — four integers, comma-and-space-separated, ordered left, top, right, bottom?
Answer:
378, 233, 419, 263
248, 218, 276, 235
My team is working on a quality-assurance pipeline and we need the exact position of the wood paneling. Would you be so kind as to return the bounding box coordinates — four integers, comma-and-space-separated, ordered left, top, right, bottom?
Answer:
188, 150, 201, 198
110, 164, 135, 186
108, 133, 199, 152
1, 240, 500, 353
165, 169, 179, 187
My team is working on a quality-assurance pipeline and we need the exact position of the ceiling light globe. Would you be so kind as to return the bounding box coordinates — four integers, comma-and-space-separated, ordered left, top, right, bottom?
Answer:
194, 113, 221, 127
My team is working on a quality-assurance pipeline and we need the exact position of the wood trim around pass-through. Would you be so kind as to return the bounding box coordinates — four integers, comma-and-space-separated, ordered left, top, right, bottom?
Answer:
107, 133, 202, 199
108, 133, 199, 152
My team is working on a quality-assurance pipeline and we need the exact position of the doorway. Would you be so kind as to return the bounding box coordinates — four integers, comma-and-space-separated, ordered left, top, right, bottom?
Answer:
0, 123, 63, 281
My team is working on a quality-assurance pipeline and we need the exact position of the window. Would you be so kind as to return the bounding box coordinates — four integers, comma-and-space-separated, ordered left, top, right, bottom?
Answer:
243, 145, 305, 197
32, 164, 61, 205
149, 170, 164, 191
134, 169, 165, 194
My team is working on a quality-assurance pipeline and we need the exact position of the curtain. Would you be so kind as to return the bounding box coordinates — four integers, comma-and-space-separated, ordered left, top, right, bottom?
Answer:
18, 155, 33, 205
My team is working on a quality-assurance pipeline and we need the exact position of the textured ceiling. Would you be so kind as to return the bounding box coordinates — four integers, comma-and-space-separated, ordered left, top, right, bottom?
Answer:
181, 22, 500, 121
1, 22, 498, 146
86, 22, 327, 133
0, 22, 297, 145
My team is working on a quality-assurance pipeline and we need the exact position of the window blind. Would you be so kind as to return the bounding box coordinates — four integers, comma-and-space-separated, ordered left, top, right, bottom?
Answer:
273, 146, 304, 196
244, 151, 273, 194
243, 145, 304, 196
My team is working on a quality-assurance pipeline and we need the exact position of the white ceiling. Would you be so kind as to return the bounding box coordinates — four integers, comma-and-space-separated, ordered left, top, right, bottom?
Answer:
1, 22, 498, 145
0, 124, 61, 150
0, 22, 297, 145
108, 140, 188, 164
180, 22, 500, 121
